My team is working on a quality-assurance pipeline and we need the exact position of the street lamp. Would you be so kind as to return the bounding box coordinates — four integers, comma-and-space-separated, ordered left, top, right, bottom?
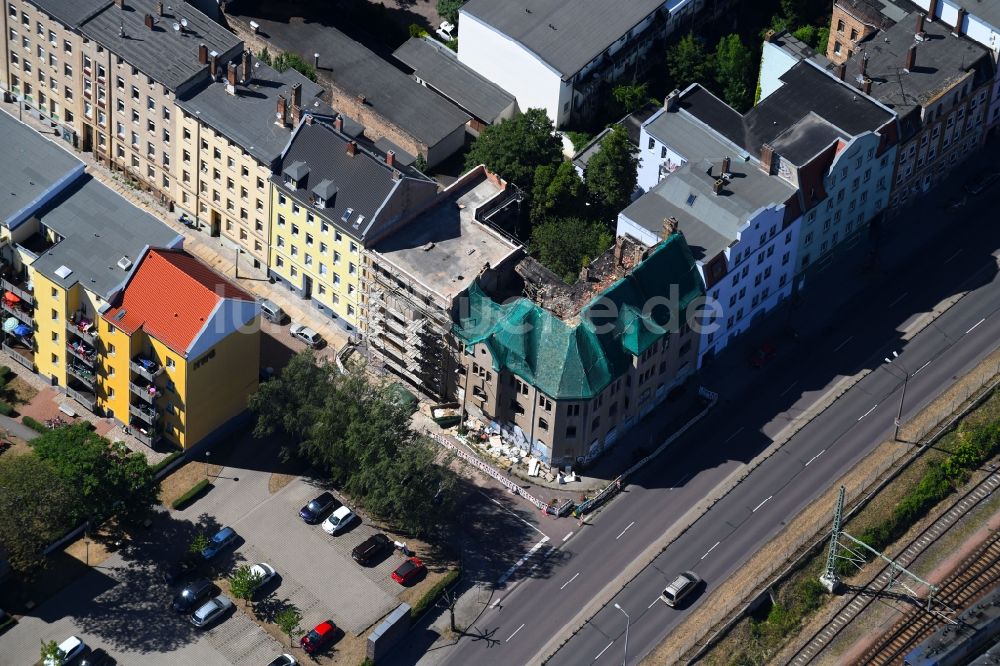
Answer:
614, 603, 630, 666
884, 351, 909, 442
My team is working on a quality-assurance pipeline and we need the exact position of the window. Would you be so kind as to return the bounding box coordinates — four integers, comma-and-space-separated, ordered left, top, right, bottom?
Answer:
834, 41, 842, 55
849, 28, 858, 40
166, 357, 175, 369
131, 85, 139, 100
836, 19, 845, 32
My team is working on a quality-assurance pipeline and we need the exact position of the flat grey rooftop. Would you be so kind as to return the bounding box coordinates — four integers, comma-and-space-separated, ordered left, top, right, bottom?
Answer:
768, 30, 831, 69
769, 112, 849, 166
178, 62, 332, 166
26, 0, 109, 26
0, 111, 83, 228
80, 0, 240, 91
393, 37, 514, 124
31, 176, 181, 298
460, 0, 664, 78
964, 1, 1000, 30
370, 176, 520, 302
644, 104, 748, 161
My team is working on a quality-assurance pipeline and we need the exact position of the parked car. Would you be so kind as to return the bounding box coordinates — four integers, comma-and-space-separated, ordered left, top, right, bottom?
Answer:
200, 526, 237, 560
172, 578, 215, 613
78, 648, 116, 666
162, 553, 202, 585
289, 323, 323, 348
392, 557, 426, 585
299, 492, 340, 524
661, 571, 700, 607
299, 620, 338, 654
352, 533, 392, 566
249, 563, 277, 596
266, 656, 297, 666
259, 299, 288, 324
321, 506, 355, 535
44, 635, 85, 666
965, 171, 1000, 196
190, 594, 234, 629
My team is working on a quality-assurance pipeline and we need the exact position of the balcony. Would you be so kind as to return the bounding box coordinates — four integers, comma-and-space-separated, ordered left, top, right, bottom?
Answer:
1, 275, 34, 305
130, 356, 163, 382
1, 296, 33, 326
129, 401, 158, 426
129, 421, 160, 448
66, 340, 97, 366
66, 381, 97, 411
2, 339, 34, 371
66, 313, 97, 344
129, 377, 160, 404
67, 362, 96, 389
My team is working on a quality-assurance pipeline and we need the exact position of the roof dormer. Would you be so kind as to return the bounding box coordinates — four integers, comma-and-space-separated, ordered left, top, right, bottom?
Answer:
282, 160, 309, 190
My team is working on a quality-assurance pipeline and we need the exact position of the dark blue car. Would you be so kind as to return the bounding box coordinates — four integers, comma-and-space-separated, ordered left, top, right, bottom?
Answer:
200, 527, 237, 560
299, 492, 340, 524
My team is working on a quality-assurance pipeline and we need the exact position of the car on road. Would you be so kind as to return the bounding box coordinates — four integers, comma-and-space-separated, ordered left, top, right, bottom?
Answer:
200, 526, 237, 560
661, 570, 700, 607
78, 648, 116, 666
321, 505, 355, 535
171, 578, 215, 613
392, 557, 426, 585
162, 553, 202, 585
44, 635, 85, 666
190, 594, 234, 629
289, 323, 323, 348
299, 492, 340, 524
249, 562, 277, 595
259, 299, 288, 324
965, 171, 1000, 196
300, 620, 338, 654
265, 655, 297, 666
749, 342, 777, 368
352, 533, 392, 566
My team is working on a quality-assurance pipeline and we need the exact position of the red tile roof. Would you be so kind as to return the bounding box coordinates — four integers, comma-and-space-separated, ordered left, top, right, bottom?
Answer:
102, 249, 254, 355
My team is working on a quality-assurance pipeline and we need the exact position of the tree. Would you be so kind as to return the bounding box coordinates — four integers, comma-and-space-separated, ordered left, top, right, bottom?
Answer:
666, 33, 710, 90
275, 606, 303, 646
229, 564, 264, 607
714, 34, 754, 111
41, 639, 62, 665
189, 532, 209, 556
530, 161, 586, 224
584, 125, 638, 215
257, 47, 317, 82
612, 81, 649, 114
0, 454, 75, 573
530, 217, 614, 283
464, 109, 562, 189
437, 0, 465, 25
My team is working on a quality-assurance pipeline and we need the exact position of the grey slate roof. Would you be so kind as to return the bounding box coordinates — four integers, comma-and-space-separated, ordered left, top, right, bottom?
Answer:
0, 112, 84, 229
643, 104, 748, 162
769, 112, 849, 166
275, 121, 438, 242
30, 177, 181, 298
177, 62, 333, 166
460, 0, 665, 78
79, 0, 240, 91
25, 0, 109, 26
393, 37, 515, 123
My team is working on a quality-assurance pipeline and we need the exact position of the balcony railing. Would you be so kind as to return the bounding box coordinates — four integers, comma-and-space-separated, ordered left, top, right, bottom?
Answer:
130, 357, 163, 382
1, 277, 34, 305
1, 300, 33, 325
66, 319, 97, 344
129, 402, 158, 426
66, 341, 97, 366
129, 423, 160, 448
2, 341, 34, 371
67, 384, 97, 411
67, 363, 96, 388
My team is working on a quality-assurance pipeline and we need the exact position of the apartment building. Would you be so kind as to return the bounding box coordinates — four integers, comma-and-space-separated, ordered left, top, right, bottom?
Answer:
454, 232, 704, 467
269, 117, 439, 332
826, 0, 901, 65
361, 167, 522, 399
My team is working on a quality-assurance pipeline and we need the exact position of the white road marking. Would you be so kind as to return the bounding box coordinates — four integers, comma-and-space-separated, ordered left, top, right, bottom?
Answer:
701, 541, 720, 560
560, 572, 580, 590
616, 521, 636, 540
967, 317, 986, 334
648, 597, 662, 609
563, 531, 574, 542
833, 336, 854, 352
779, 381, 798, 397
888, 292, 909, 307
945, 248, 963, 264
858, 404, 878, 421
805, 449, 826, 466
914, 360, 931, 375
753, 496, 773, 512
724, 427, 744, 443
496, 536, 550, 587
595, 641, 614, 660
479, 490, 547, 538
506, 623, 525, 642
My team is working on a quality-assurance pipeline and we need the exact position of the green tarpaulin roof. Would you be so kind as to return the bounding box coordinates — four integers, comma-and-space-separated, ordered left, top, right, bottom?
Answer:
454, 233, 704, 400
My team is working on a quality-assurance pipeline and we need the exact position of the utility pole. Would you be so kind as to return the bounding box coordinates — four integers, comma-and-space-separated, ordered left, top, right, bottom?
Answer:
820, 486, 845, 592
884, 351, 909, 441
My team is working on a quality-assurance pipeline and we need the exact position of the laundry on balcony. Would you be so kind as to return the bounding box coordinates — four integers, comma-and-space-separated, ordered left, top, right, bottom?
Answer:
2, 317, 18, 333
69, 341, 96, 359
69, 313, 94, 334
12, 323, 31, 338
3, 291, 20, 305
136, 357, 158, 372
70, 363, 95, 381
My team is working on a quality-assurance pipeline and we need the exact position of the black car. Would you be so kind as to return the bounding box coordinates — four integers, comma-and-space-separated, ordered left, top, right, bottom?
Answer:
172, 579, 215, 613
299, 492, 341, 524
79, 648, 117, 666
162, 554, 202, 585
352, 533, 392, 566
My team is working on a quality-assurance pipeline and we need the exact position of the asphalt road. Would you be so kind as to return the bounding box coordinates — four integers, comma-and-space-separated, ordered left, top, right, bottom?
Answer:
436, 189, 1000, 666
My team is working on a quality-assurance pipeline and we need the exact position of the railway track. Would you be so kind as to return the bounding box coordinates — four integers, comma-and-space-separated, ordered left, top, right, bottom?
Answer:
787, 469, 1000, 665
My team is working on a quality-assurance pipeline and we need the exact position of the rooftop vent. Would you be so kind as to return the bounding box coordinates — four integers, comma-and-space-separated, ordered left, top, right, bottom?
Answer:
117, 256, 133, 271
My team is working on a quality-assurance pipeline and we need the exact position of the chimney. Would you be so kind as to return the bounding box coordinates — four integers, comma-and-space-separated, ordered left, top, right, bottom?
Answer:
155, 1, 163, 16
927, 0, 938, 21
386, 150, 395, 168
334, 115, 343, 132
199, 43, 208, 65
227, 62, 238, 87
721, 155, 731, 175
210, 53, 219, 79
662, 216, 679, 238
904, 43, 916, 72
760, 143, 774, 174
144, 13, 154, 29
114, 0, 124, 8
712, 178, 726, 195
860, 52, 868, 76
613, 236, 625, 265
954, 7, 966, 34
915, 13, 925, 34
275, 94, 287, 126
346, 140, 357, 157
291, 104, 302, 127
664, 88, 680, 111
241, 50, 252, 83
304, 114, 313, 126
835, 62, 846, 80
764, 29, 776, 43
862, 77, 872, 94
291, 82, 302, 108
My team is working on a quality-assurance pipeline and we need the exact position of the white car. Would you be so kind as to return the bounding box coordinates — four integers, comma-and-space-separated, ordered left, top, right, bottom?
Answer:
44, 636, 85, 666
249, 562, 277, 595
190, 594, 234, 628
289, 323, 323, 348
322, 505, 355, 534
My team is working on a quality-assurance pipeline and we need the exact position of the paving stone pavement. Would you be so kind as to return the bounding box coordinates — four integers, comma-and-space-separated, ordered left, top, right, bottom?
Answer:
202, 601, 284, 666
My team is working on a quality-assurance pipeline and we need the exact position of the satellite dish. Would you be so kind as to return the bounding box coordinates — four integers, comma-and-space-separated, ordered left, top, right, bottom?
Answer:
172, 22, 180, 32
181, 18, 188, 27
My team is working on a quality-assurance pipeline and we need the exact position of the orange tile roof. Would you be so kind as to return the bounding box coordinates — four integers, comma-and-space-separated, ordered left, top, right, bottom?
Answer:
102, 249, 254, 355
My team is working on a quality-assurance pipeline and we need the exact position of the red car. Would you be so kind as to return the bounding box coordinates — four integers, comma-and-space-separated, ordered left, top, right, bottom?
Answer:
300, 620, 338, 654
392, 556, 426, 585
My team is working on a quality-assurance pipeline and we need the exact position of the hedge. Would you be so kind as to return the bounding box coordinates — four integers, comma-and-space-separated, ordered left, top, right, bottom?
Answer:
0, 400, 13, 416
171, 479, 211, 510
21, 415, 46, 433
152, 450, 185, 475
410, 568, 461, 620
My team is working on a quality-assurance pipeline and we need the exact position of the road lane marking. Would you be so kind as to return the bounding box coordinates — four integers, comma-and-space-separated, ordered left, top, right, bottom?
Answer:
648, 597, 662, 609
724, 427, 744, 443
753, 496, 773, 512
560, 572, 580, 590
805, 449, 826, 466
888, 292, 909, 307
563, 531, 574, 542
506, 623, 525, 642
701, 541, 720, 560
595, 641, 614, 660
478, 490, 547, 538
616, 521, 636, 540
914, 360, 931, 375
496, 536, 550, 587
945, 248, 963, 264
967, 317, 986, 334
779, 381, 798, 397
858, 404, 878, 421
833, 336, 854, 352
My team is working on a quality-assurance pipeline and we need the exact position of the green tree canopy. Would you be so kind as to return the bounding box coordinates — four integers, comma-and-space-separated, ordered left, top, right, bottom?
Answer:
0, 454, 76, 573
437, 0, 466, 25
275, 606, 303, 646
612, 81, 649, 114
464, 108, 562, 188
666, 33, 710, 90
530, 161, 586, 224
584, 125, 639, 215
530, 216, 614, 283
714, 34, 754, 111
229, 564, 265, 606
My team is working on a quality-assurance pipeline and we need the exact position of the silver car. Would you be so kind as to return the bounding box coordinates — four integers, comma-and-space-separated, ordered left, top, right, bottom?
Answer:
661, 571, 700, 607
190, 594, 233, 628
289, 323, 323, 348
